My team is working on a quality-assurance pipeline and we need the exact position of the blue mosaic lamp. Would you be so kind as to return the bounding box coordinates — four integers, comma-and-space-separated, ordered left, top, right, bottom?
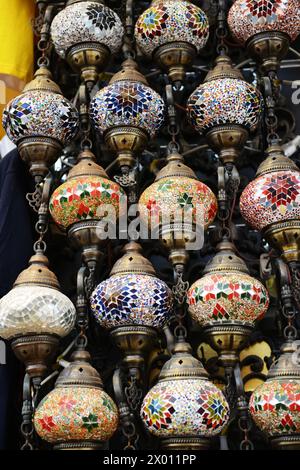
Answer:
90, 242, 173, 371
90, 58, 165, 170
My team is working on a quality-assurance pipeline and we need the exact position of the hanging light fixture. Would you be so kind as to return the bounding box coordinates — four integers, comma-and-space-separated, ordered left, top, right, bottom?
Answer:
187, 55, 263, 164
141, 339, 230, 449
187, 239, 269, 370
135, 0, 209, 84
34, 348, 119, 450
90, 58, 165, 171
2, 66, 79, 182
50, 0, 124, 88
0, 251, 76, 384
240, 143, 300, 264
249, 340, 300, 449
49, 149, 126, 268
90, 242, 173, 374
228, 0, 300, 73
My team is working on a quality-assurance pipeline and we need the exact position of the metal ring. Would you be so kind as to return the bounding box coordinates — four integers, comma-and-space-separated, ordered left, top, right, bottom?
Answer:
37, 56, 50, 67
80, 138, 93, 150
240, 439, 254, 451
74, 334, 88, 348
33, 239, 47, 253
284, 324, 298, 340
174, 325, 187, 339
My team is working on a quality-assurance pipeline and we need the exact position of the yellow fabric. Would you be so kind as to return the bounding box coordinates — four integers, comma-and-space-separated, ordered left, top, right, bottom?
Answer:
0, 0, 35, 138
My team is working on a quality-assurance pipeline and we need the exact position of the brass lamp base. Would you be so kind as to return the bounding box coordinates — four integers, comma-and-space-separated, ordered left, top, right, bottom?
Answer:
18, 136, 62, 180
263, 220, 300, 263
104, 126, 148, 169
247, 31, 290, 73
160, 223, 200, 268
153, 42, 197, 83
271, 435, 300, 450
11, 334, 59, 386
206, 125, 249, 164
67, 42, 110, 89
68, 220, 107, 269
54, 441, 104, 450
161, 437, 210, 450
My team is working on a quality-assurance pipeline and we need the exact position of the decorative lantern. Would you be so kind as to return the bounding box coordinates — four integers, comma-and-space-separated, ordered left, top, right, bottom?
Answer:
240, 144, 300, 264
90, 242, 173, 374
250, 340, 300, 449
135, 0, 209, 83
2, 67, 79, 181
187, 239, 269, 369
49, 149, 126, 268
141, 340, 230, 449
90, 58, 165, 170
0, 251, 76, 384
228, 0, 300, 73
187, 55, 263, 164
34, 348, 119, 450
139, 152, 217, 269
50, 0, 124, 88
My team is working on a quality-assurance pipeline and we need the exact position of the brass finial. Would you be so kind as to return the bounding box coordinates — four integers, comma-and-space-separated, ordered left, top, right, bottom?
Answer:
14, 251, 60, 289
55, 348, 103, 388
109, 58, 148, 86
68, 149, 109, 179
110, 241, 156, 276
23, 66, 62, 94
203, 239, 249, 274
155, 152, 197, 181
204, 55, 243, 83
268, 340, 300, 380
256, 144, 299, 177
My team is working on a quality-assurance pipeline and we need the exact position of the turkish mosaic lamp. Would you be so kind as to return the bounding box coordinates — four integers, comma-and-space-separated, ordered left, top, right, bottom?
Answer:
187, 55, 263, 164
0, 251, 76, 384
90, 58, 165, 170
141, 340, 230, 450
187, 239, 269, 369
34, 349, 118, 450
50, 0, 124, 87
228, 0, 300, 72
240, 143, 300, 264
2, 66, 79, 181
135, 0, 209, 83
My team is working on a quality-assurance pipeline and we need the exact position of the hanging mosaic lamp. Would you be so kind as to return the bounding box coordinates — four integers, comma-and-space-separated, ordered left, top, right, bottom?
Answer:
90, 242, 173, 373
228, 0, 300, 73
50, 0, 124, 88
139, 152, 217, 269
2, 66, 79, 181
249, 340, 300, 449
34, 348, 119, 450
240, 143, 300, 264
187, 55, 263, 164
0, 251, 76, 385
187, 239, 269, 369
90, 58, 165, 170
135, 0, 209, 83
49, 149, 126, 268
141, 339, 230, 449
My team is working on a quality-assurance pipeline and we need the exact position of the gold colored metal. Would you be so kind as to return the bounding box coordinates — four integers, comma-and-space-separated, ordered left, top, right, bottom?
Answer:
104, 126, 148, 169
155, 152, 197, 181
110, 241, 156, 276
18, 137, 62, 180
247, 31, 290, 73
256, 144, 298, 176
204, 55, 243, 82
153, 41, 197, 83
206, 125, 249, 164
56, 349, 103, 389
23, 66, 62, 94
67, 42, 110, 89
161, 437, 210, 450
203, 239, 249, 274
54, 442, 104, 450
14, 252, 60, 289
109, 58, 148, 86
68, 220, 106, 268
67, 149, 108, 179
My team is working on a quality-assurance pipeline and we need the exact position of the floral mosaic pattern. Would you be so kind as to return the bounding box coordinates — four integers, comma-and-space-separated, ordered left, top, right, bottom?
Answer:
141, 379, 229, 437
250, 380, 300, 435
2, 91, 79, 145
50, 1, 124, 58
240, 170, 300, 231
187, 273, 269, 326
90, 273, 173, 329
228, 0, 300, 44
135, 0, 209, 57
90, 81, 165, 138
0, 285, 76, 340
49, 175, 126, 229
187, 78, 262, 133
139, 177, 217, 229
34, 387, 118, 443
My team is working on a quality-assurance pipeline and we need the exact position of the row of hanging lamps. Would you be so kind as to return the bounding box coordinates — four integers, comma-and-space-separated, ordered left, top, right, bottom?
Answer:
50, 0, 124, 88
90, 58, 165, 172
135, 0, 209, 85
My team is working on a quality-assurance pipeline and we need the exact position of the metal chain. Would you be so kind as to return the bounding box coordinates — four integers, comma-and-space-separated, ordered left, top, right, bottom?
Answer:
124, 375, 143, 412
288, 261, 300, 313
36, 5, 56, 69
274, 258, 298, 340
20, 374, 35, 450
165, 84, 180, 153
214, 0, 229, 55
26, 181, 44, 213
32, 175, 52, 254
234, 364, 254, 450
261, 76, 280, 145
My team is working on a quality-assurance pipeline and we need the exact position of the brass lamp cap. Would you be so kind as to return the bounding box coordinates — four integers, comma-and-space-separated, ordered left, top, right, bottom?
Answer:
203, 239, 249, 274
23, 66, 62, 94
155, 152, 197, 181
204, 55, 243, 83
55, 349, 103, 389
14, 251, 60, 289
67, 0, 104, 5
67, 149, 109, 179
267, 340, 300, 380
256, 144, 299, 176
109, 58, 148, 86
158, 340, 209, 382
110, 241, 156, 276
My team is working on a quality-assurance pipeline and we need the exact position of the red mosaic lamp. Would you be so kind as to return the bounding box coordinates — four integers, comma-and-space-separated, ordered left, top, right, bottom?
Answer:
187, 239, 269, 370
249, 340, 300, 449
240, 144, 300, 264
